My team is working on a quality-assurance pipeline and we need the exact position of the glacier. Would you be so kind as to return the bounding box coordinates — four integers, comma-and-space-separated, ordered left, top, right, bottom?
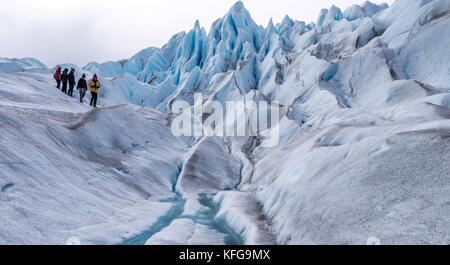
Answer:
0, 0, 449, 245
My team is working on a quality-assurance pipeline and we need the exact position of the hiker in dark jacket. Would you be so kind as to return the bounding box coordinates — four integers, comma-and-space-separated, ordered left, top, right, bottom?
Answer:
77, 74, 88, 103
61, 68, 69, 94
68, 68, 76, 97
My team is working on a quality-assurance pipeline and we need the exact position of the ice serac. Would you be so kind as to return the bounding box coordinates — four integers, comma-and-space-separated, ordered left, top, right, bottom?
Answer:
362, 1, 385, 16
203, 1, 264, 72
316, 5, 343, 29
200, 1, 264, 94
343, 4, 364, 21
1, 0, 450, 245
123, 47, 159, 76
137, 32, 185, 84
113, 0, 266, 112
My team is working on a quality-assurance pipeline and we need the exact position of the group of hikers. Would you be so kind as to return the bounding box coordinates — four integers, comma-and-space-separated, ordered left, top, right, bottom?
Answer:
54, 67, 101, 108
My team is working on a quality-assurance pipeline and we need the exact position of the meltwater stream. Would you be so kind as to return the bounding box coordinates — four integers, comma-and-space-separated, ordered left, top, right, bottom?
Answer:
120, 193, 242, 245
181, 193, 243, 245
121, 195, 186, 245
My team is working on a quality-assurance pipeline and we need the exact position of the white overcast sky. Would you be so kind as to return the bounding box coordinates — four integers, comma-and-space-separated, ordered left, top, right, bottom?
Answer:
0, 0, 394, 67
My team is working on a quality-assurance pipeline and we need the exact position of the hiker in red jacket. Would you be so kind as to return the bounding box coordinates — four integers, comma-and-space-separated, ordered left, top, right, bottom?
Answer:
54, 67, 62, 89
